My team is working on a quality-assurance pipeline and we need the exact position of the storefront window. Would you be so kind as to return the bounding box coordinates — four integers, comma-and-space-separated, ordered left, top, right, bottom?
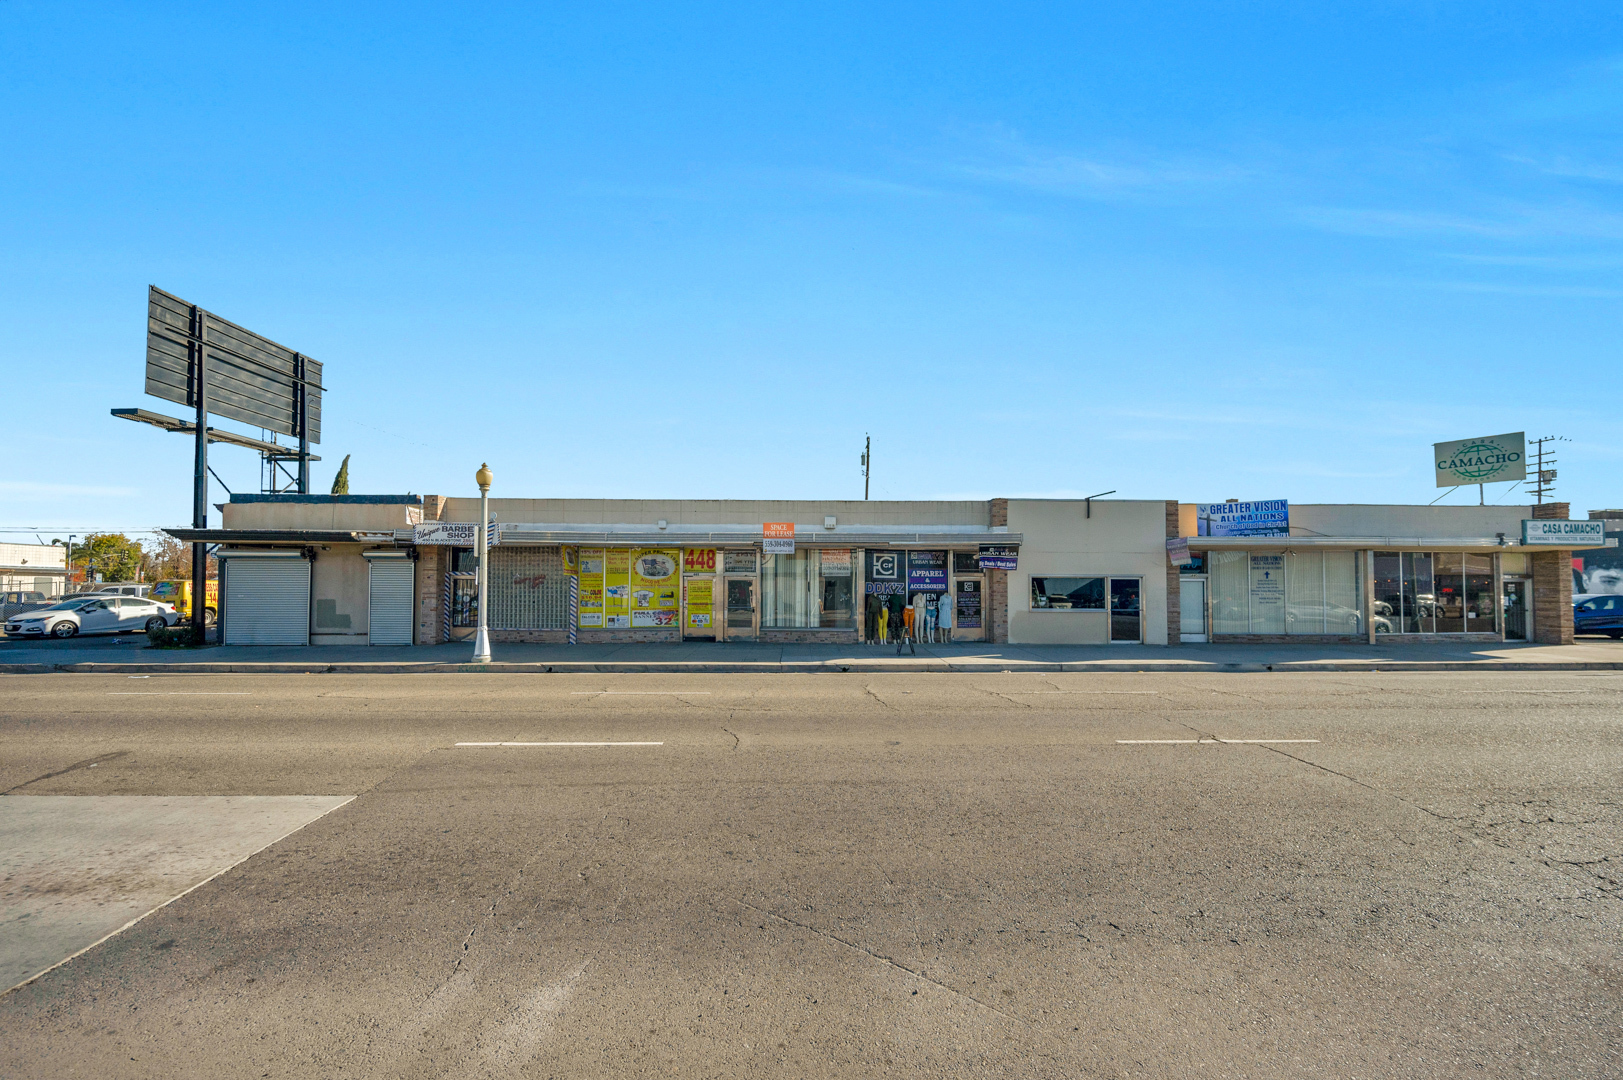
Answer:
1465, 553, 1495, 629
1434, 553, 1465, 632
1210, 551, 1249, 634
1373, 551, 1495, 634
1285, 551, 1363, 634
761, 551, 855, 629
1211, 550, 1362, 635
1030, 577, 1105, 609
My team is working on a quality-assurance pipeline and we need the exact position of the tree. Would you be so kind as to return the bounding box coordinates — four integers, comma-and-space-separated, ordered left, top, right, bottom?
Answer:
140, 534, 218, 582
331, 454, 351, 495
70, 533, 145, 583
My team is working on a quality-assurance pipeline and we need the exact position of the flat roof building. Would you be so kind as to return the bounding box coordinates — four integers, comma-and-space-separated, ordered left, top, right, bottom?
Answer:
167, 493, 1592, 648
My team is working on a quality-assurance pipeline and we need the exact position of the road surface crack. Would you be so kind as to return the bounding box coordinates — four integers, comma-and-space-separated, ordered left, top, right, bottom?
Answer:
734, 899, 1029, 1026
3, 751, 129, 793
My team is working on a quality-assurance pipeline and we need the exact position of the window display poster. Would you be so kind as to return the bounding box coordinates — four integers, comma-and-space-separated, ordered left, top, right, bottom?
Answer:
631, 549, 680, 627
577, 548, 605, 627
724, 550, 757, 574
1249, 554, 1285, 613
821, 549, 852, 576
604, 549, 631, 628
684, 548, 717, 573
686, 576, 714, 628
956, 579, 982, 628
907, 550, 948, 593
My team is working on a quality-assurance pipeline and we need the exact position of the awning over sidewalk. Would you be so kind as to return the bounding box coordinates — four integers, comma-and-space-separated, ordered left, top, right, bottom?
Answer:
406, 523, 1023, 548
163, 528, 405, 545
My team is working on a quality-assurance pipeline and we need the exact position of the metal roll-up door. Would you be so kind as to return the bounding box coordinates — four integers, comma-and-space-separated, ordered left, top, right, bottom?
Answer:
368, 557, 414, 645
223, 558, 310, 645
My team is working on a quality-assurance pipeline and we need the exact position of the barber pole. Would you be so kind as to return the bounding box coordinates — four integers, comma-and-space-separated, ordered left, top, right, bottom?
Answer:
568, 575, 578, 645
442, 571, 452, 643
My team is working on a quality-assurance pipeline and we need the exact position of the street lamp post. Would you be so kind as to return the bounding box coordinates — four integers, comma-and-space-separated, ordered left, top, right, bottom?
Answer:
472, 463, 493, 663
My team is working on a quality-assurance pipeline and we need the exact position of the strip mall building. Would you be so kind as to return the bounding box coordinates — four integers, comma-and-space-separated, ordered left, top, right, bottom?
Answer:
168, 494, 1597, 648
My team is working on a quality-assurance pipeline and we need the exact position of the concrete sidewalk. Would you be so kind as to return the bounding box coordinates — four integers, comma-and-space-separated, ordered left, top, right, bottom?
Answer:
3, 635, 1623, 673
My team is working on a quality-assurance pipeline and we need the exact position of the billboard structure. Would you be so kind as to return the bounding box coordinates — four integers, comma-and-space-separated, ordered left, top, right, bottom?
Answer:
113, 286, 326, 634
1433, 432, 1525, 490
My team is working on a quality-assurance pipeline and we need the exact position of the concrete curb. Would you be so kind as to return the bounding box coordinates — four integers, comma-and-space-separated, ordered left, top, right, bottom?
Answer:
5, 660, 1623, 675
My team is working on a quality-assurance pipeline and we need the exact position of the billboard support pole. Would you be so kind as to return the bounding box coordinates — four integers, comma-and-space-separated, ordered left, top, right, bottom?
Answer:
190, 304, 209, 639
294, 352, 310, 494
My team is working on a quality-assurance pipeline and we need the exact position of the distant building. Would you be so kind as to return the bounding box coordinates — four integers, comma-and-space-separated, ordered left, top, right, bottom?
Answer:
0, 542, 68, 596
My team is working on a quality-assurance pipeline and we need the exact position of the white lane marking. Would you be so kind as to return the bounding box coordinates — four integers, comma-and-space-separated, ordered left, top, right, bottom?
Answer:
1116, 738, 1319, 745
1457, 689, 1593, 694
1013, 690, 1159, 695
455, 742, 664, 747
569, 691, 710, 695
106, 692, 252, 696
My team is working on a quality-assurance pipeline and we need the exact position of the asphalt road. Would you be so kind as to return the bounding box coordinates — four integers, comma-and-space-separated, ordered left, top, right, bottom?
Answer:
1, 671, 1619, 1078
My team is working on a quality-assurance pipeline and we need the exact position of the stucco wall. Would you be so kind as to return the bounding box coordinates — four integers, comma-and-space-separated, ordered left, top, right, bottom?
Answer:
1283, 504, 1533, 540
1006, 500, 1169, 645
433, 498, 993, 529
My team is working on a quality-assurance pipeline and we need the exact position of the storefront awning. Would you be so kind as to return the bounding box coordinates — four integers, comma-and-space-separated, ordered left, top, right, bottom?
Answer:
426, 523, 1023, 548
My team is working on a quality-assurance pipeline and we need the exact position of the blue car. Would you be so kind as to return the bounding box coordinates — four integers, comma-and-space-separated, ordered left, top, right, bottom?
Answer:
1574, 594, 1623, 638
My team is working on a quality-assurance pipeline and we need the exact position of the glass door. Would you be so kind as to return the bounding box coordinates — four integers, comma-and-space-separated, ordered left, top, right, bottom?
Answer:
723, 577, 757, 641
1109, 578, 1142, 642
1179, 577, 1207, 642
1503, 578, 1529, 641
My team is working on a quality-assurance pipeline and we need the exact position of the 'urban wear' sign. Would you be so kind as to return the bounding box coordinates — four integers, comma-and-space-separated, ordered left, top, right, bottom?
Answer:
414, 522, 478, 545
1434, 432, 1525, 488
1522, 520, 1606, 546
1196, 501, 1289, 537
978, 544, 1018, 571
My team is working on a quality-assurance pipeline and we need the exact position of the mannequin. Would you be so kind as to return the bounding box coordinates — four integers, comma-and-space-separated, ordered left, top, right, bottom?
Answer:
938, 587, 952, 642
876, 601, 889, 645
912, 592, 927, 643
924, 593, 938, 642
897, 595, 916, 655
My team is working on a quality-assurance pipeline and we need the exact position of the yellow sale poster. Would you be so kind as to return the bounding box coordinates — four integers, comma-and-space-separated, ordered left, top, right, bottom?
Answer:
685, 576, 713, 628
603, 549, 631, 629
576, 548, 605, 627
631, 549, 680, 627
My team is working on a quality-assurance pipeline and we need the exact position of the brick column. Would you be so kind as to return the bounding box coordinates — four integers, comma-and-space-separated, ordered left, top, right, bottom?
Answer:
1165, 500, 1181, 646
422, 494, 446, 521
415, 545, 447, 645
1530, 502, 1573, 645
989, 498, 1009, 644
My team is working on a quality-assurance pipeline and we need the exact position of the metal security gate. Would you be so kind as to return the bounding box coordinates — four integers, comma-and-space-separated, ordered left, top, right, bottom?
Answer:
366, 554, 414, 645
222, 555, 310, 645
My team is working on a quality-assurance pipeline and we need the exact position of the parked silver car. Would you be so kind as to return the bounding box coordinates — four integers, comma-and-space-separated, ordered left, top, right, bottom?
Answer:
1, 590, 51, 620
4, 595, 179, 638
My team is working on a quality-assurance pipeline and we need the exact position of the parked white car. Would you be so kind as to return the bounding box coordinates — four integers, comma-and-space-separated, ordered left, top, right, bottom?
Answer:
4, 595, 180, 638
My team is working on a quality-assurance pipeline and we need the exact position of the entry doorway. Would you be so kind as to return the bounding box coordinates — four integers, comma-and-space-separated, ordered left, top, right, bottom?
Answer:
722, 577, 757, 641
1110, 577, 1142, 643
1503, 578, 1531, 641
1180, 577, 1208, 643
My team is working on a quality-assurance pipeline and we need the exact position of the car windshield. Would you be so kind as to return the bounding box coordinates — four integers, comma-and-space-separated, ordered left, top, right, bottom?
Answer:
39, 599, 96, 612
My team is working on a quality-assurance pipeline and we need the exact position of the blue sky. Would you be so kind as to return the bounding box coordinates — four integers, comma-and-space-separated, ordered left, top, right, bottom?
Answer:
3, 2, 1621, 540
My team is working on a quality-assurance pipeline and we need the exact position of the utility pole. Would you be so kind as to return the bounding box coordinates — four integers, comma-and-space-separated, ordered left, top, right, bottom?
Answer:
861, 435, 870, 500
1530, 436, 1567, 504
